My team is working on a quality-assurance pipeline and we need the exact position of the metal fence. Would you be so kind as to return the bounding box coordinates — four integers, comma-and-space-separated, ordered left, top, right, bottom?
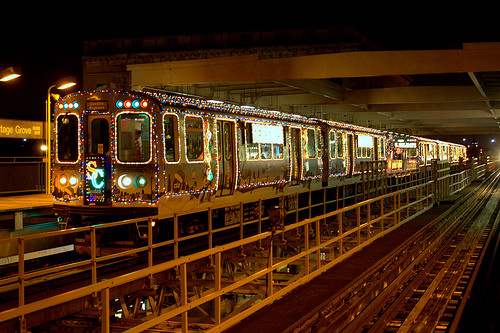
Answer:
0, 163, 477, 332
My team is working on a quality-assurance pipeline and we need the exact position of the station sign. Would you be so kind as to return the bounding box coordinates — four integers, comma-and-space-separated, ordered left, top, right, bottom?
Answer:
0, 118, 43, 139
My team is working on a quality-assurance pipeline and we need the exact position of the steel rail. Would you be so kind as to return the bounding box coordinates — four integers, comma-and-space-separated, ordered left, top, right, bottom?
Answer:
284, 170, 484, 333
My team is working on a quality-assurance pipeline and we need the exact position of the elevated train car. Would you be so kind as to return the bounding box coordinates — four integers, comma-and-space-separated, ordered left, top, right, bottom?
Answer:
51, 89, 466, 225
386, 133, 466, 173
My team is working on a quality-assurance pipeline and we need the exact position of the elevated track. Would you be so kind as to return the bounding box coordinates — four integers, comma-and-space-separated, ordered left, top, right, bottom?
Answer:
0, 162, 493, 332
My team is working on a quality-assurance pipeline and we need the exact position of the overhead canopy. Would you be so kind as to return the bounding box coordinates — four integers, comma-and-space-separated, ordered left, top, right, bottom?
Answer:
127, 42, 500, 137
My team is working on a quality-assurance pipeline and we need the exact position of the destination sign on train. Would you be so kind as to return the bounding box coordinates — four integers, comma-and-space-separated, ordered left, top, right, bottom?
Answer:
0, 118, 43, 139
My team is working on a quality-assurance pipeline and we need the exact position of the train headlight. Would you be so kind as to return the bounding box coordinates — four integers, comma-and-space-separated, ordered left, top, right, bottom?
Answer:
134, 175, 147, 188
59, 174, 68, 186
69, 175, 79, 187
118, 174, 132, 189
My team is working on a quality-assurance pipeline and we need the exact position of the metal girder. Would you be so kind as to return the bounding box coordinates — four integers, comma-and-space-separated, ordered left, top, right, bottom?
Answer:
128, 43, 500, 84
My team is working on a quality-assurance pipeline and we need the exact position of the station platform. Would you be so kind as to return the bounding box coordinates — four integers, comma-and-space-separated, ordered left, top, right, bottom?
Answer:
0, 194, 54, 235
224, 190, 473, 332
0, 193, 53, 212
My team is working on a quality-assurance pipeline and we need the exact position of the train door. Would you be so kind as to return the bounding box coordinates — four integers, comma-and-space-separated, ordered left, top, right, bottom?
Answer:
85, 114, 111, 204
217, 120, 236, 196
347, 133, 354, 177
290, 127, 302, 184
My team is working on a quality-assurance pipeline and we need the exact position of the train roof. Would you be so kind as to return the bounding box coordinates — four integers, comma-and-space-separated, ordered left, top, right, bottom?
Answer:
143, 89, 389, 136
56, 89, 465, 150
143, 89, 317, 125
316, 118, 385, 135
386, 131, 466, 148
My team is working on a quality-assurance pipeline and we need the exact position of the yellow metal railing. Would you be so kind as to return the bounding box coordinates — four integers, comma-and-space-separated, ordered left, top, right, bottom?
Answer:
0, 163, 479, 332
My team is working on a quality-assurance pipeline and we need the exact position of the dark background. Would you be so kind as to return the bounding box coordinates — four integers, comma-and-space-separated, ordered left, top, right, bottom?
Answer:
0, 8, 497, 155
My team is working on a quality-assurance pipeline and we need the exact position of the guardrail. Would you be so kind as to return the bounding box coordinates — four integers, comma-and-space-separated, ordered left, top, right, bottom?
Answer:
0, 161, 479, 332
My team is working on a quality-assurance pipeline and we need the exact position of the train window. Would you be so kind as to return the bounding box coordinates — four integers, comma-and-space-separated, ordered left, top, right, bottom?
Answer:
116, 113, 151, 163
90, 118, 109, 155
357, 135, 373, 158
379, 138, 385, 159
57, 114, 79, 162
407, 148, 418, 157
261, 144, 272, 159
336, 132, 344, 158
164, 114, 179, 163
307, 129, 316, 158
273, 143, 283, 159
185, 116, 204, 162
246, 144, 259, 160
245, 122, 284, 160
223, 122, 233, 160
329, 130, 336, 159
357, 147, 372, 158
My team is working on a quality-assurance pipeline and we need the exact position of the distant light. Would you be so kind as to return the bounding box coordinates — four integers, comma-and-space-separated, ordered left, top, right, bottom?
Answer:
132, 100, 140, 108
462, 138, 466, 142
41, 145, 47, 151
492, 138, 496, 143
116, 100, 124, 108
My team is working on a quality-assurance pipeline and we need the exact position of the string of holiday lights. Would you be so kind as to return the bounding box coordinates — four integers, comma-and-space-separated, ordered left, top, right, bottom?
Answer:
50, 89, 467, 208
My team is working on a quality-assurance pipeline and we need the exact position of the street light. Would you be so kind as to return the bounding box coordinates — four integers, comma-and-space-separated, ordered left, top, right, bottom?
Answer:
0, 66, 21, 82
44, 76, 77, 194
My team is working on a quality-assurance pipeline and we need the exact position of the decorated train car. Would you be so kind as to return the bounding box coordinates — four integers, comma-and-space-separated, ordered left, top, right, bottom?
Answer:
385, 132, 466, 173
386, 133, 420, 172
51, 89, 466, 224
318, 119, 386, 181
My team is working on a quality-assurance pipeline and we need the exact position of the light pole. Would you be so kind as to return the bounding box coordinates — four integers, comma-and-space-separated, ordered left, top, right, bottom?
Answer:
45, 77, 77, 194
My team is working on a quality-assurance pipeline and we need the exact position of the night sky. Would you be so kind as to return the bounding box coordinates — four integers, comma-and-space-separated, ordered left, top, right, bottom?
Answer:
0, 9, 497, 155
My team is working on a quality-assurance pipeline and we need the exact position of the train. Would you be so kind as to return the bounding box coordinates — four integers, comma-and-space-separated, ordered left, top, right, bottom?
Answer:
51, 89, 467, 226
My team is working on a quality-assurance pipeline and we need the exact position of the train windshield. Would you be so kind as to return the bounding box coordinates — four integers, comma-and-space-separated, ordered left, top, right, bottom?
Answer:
116, 113, 151, 163
90, 118, 109, 154
57, 114, 79, 162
